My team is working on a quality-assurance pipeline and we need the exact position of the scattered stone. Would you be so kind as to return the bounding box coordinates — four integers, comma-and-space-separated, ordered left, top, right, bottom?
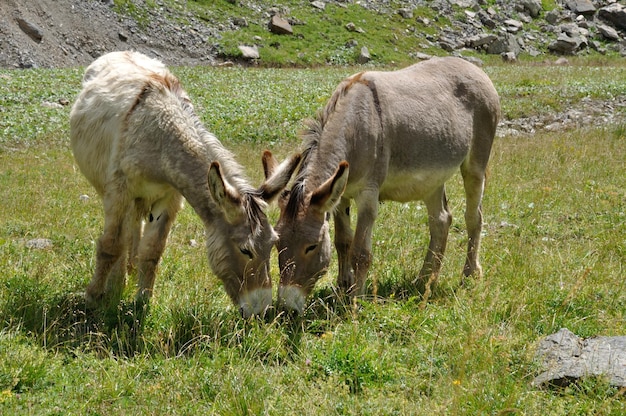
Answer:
118, 32, 128, 42
357, 46, 371, 64
544, 9, 561, 25
554, 57, 570, 65
467, 34, 498, 48
519, 0, 543, 18
486, 34, 521, 56
310, 1, 325, 10
345, 22, 364, 33
548, 33, 583, 54
597, 24, 619, 42
502, 51, 517, 62
269, 15, 293, 35
566, 0, 596, 16
79, 194, 90, 202
16, 17, 43, 43
26, 238, 53, 249
534, 328, 626, 388
232, 17, 248, 27
598, 3, 626, 31
42, 101, 64, 109
504, 19, 524, 33
238, 45, 259, 59
398, 8, 413, 19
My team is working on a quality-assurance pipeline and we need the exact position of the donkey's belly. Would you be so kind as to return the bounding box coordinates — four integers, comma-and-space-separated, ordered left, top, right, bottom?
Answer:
378, 167, 457, 202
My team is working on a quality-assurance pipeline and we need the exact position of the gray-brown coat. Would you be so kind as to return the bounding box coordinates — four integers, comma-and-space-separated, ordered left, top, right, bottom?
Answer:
269, 57, 500, 314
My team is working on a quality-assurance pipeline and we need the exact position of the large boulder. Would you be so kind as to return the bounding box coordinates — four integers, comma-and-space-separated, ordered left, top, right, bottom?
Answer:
566, 0, 596, 16
534, 328, 626, 388
269, 15, 293, 35
598, 3, 626, 31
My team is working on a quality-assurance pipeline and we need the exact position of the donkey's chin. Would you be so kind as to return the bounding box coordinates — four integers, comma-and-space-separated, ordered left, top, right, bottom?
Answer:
277, 285, 307, 315
239, 288, 273, 319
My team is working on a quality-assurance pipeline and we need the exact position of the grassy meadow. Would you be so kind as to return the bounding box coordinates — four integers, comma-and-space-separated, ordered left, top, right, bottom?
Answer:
1, 59, 626, 414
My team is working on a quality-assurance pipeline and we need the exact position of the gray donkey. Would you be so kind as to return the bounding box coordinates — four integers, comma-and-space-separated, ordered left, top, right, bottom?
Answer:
268, 57, 500, 314
70, 51, 300, 318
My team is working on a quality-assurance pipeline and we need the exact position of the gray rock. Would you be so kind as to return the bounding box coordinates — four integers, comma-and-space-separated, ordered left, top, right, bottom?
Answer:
345, 22, 364, 33
502, 51, 517, 62
357, 46, 370, 63
519, 0, 543, 18
566, 0, 596, 16
534, 328, 626, 388
504, 19, 524, 33
25, 238, 53, 249
238, 45, 259, 59
545, 9, 561, 25
597, 24, 620, 42
477, 10, 497, 29
486, 34, 521, 56
16, 17, 43, 43
598, 3, 626, 31
232, 17, 248, 27
398, 8, 413, 19
310, 1, 325, 10
548, 33, 584, 54
467, 33, 498, 48
269, 15, 293, 35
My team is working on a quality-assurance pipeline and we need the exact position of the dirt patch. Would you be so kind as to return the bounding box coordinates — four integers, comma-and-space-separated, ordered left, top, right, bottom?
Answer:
0, 0, 217, 69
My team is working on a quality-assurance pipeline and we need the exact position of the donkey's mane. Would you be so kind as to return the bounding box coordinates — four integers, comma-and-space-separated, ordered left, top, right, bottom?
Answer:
189, 105, 268, 238
284, 73, 365, 222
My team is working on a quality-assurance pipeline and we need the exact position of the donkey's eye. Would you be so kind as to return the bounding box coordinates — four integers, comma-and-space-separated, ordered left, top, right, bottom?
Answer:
305, 244, 318, 254
239, 248, 253, 259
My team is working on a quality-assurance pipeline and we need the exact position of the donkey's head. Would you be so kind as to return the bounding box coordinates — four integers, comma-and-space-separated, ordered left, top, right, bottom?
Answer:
206, 152, 300, 318
271, 160, 349, 315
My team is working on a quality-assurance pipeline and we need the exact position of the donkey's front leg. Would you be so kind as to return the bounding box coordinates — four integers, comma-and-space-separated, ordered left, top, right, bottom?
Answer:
86, 194, 129, 307
136, 196, 181, 303
334, 197, 354, 292
416, 186, 452, 294
350, 190, 379, 296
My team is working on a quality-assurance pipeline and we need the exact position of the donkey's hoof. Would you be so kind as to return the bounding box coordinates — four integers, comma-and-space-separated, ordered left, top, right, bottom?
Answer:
84, 290, 104, 307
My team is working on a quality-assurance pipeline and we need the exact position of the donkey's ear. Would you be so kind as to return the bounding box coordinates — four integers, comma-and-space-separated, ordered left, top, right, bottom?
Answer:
259, 151, 301, 202
208, 162, 244, 223
311, 161, 349, 213
262, 150, 278, 180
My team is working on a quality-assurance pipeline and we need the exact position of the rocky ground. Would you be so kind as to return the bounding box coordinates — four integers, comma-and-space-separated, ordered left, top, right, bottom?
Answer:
2, 0, 626, 69
1, 0, 625, 134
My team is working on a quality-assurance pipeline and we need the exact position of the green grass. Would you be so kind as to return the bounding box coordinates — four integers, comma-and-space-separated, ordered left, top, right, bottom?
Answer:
1, 60, 626, 414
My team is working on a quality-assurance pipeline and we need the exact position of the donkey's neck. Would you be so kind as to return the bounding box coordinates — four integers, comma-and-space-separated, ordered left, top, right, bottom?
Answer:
164, 126, 252, 227
303, 133, 349, 193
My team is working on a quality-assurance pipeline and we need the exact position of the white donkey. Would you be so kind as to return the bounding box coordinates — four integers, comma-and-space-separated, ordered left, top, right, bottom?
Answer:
70, 51, 300, 318
269, 57, 500, 314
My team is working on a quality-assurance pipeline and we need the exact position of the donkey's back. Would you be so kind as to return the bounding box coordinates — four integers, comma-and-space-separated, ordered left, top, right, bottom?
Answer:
70, 51, 183, 194
340, 57, 499, 202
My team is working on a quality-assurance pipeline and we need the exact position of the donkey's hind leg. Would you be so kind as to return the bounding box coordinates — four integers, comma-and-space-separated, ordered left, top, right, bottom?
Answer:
135, 194, 182, 303
416, 185, 452, 294
460, 161, 487, 279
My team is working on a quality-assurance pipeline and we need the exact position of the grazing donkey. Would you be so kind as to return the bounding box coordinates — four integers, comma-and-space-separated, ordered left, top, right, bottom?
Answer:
70, 51, 300, 318
268, 57, 500, 314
